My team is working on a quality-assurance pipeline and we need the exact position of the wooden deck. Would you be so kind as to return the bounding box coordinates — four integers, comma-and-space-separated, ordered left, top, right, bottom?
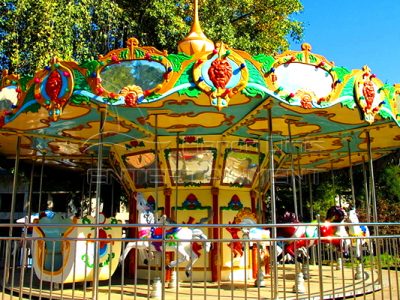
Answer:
4, 264, 387, 299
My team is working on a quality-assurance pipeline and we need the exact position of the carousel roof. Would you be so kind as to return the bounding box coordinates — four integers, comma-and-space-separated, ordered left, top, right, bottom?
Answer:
0, 9, 399, 192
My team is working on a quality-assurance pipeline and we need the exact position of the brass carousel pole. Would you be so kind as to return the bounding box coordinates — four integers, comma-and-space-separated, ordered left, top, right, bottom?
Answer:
268, 107, 279, 299
3, 135, 21, 286
92, 106, 106, 300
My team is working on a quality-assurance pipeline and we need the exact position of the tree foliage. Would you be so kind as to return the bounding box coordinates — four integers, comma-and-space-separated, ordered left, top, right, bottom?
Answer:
0, 0, 303, 75
377, 164, 400, 202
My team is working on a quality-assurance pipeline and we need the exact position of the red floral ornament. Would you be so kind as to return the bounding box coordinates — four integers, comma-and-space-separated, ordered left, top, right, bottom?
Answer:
244, 138, 255, 145
45, 71, 62, 102
130, 140, 139, 147
362, 81, 375, 110
184, 136, 196, 143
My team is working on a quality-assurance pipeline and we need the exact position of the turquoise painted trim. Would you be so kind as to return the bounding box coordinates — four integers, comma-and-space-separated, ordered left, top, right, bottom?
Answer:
246, 83, 281, 100
4, 99, 38, 123
328, 96, 355, 107
73, 90, 108, 103
139, 83, 196, 103
74, 83, 196, 106
380, 107, 399, 126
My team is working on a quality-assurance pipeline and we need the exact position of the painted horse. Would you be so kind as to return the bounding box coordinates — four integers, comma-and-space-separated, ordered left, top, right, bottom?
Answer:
346, 207, 372, 258
226, 223, 244, 258
345, 207, 372, 279
276, 206, 350, 262
120, 193, 211, 277
227, 208, 272, 286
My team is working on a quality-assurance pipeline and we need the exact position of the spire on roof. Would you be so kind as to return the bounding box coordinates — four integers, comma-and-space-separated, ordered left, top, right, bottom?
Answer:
178, 0, 214, 55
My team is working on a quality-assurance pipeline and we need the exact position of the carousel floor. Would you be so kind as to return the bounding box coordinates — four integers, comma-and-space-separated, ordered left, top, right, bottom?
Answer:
4, 264, 393, 300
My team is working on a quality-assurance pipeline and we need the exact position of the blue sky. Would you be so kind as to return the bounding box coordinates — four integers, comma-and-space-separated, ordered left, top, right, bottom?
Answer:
290, 0, 399, 84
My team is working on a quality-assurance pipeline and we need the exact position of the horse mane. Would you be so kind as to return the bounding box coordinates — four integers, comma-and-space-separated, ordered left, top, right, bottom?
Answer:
233, 207, 257, 224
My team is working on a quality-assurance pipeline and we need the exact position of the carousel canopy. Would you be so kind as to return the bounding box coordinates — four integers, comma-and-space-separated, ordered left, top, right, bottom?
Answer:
0, 9, 399, 194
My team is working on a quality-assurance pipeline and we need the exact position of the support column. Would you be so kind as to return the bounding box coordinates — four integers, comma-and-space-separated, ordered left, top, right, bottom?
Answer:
128, 193, 138, 278
163, 188, 172, 283
211, 187, 220, 282
250, 190, 256, 213
3, 135, 21, 285
92, 107, 106, 299
268, 107, 279, 299
251, 245, 258, 279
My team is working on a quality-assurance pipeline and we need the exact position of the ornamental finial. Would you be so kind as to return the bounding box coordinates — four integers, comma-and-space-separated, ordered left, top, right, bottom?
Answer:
178, 0, 214, 55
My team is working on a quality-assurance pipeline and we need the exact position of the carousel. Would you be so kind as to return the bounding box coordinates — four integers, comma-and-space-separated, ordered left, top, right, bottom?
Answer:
0, 1, 399, 298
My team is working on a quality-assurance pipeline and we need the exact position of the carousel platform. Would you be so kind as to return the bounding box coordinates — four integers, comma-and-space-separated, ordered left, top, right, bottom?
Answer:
4, 264, 389, 300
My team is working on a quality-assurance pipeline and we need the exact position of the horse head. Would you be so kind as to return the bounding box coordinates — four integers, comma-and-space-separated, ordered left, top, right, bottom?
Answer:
326, 206, 347, 223
347, 208, 360, 224
136, 192, 150, 212
276, 211, 298, 237
277, 211, 298, 223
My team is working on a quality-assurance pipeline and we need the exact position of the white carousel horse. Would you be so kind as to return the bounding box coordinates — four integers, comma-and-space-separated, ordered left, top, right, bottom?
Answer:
346, 208, 372, 258
345, 207, 372, 280
230, 208, 272, 253
229, 208, 273, 286
120, 193, 211, 277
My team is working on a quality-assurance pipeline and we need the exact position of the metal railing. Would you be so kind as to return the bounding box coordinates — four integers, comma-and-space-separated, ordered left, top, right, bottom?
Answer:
0, 221, 399, 300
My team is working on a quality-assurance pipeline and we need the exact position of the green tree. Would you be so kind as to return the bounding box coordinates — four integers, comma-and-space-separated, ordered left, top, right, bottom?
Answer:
116, 0, 304, 55
309, 181, 338, 220
0, 0, 303, 75
377, 165, 400, 202
0, 0, 132, 74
